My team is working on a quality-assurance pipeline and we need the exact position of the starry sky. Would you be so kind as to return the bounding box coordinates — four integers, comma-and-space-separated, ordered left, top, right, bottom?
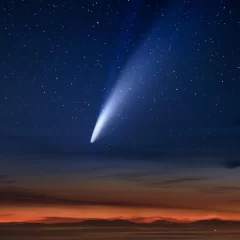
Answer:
0, 0, 240, 223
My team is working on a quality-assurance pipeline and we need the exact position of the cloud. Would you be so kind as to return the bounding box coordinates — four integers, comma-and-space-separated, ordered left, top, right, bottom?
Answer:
0, 186, 209, 211
200, 186, 240, 194
130, 177, 211, 189
72, 166, 208, 188
33, 217, 84, 223
0, 175, 9, 180
94, 170, 170, 182
222, 160, 240, 169
0, 214, 15, 218
149, 177, 210, 186
0, 186, 236, 214
1, 142, 240, 171
0, 186, 149, 207
0, 175, 17, 185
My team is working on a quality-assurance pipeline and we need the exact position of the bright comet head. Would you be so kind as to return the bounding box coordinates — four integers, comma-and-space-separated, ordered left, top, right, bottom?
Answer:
90, 101, 113, 143
90, 112, 106, 143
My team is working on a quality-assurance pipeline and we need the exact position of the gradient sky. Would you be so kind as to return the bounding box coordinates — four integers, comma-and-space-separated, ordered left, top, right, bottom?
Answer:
0, 0, 240, 223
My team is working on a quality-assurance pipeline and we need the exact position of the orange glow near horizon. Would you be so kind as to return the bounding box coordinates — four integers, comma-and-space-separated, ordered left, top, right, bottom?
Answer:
1, 205, 240, 224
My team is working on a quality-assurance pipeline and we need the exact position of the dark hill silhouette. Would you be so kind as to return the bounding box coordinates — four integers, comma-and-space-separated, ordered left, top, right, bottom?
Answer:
190, 219, 240, 228
1, 218, 240, 228
76, 219, 137, 227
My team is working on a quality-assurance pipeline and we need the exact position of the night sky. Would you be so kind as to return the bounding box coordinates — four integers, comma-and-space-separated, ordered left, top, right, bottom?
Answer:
0, 0, 240, 223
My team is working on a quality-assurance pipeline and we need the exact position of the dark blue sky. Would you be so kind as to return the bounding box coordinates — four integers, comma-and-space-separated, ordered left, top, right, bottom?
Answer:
0, 0, 240, 223
0, 0, 239, 154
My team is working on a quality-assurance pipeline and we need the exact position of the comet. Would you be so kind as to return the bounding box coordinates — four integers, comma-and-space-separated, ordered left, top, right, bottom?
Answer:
90, 2, 180, 143
90, 38, 162, 143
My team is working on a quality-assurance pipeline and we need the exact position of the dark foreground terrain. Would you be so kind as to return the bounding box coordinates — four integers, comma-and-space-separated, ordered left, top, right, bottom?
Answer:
0, 219, 240, 240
